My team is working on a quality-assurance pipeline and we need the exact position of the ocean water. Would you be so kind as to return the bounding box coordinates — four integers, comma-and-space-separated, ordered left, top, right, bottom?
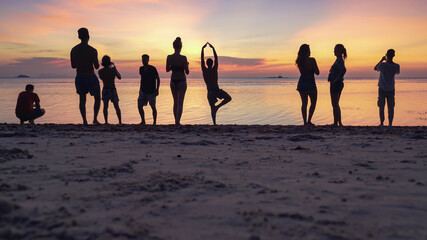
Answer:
0, 77, 426, 126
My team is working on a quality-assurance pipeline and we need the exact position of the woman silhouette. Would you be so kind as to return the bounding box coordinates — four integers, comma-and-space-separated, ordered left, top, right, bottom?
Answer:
166, 37, 189, 125
296, 44, 319, 126
328, 44, 347, 126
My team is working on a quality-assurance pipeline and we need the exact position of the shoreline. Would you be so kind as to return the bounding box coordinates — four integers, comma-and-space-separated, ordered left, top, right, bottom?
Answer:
1, 123, 426, 239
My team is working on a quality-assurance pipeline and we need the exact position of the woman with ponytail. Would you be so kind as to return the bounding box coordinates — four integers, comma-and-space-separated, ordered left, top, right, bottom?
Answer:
328, 44, 347, 126
296, 44, 319, 126
166, 37, 189, 125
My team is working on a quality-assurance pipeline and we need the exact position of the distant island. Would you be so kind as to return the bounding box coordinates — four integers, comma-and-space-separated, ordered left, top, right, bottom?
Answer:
268, 74, 287, 79
16, 74, 30, 78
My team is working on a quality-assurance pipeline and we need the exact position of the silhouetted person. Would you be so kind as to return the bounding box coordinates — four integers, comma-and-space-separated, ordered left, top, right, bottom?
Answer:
166, 37, 189, 126
374, 49, 400, 126
328, 44, 347, 126
296, 44, 319, 126
201, 42, 231, 125
15, 84, 45, 124
138, 54, 160, 125
70, 27, 101, 125
98, 55, 122, 124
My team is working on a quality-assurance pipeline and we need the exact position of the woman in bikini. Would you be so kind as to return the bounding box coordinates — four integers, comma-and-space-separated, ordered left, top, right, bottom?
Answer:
166, 37, 189, 125
296, 44, 319, 126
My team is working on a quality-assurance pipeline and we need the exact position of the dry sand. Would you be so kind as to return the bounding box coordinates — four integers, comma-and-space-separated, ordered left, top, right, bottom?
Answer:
0, 124, 426, 240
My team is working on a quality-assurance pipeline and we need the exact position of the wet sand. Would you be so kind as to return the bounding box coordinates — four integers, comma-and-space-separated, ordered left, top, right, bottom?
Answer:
0, 124, 426, 240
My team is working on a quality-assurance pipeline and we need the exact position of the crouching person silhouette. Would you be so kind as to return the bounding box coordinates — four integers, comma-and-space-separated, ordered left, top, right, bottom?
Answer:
15, 84, 45, 124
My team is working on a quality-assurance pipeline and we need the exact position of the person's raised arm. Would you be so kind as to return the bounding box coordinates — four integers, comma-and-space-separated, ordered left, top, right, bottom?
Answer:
374, 56, 386, 71
312, 58, 320, 75
201, 43, 207, 70
166, 55, 171, 72
93, 49, 100, 70
210, 43, 218, 69
114, 65, 122, 79
184, 56, 189, 75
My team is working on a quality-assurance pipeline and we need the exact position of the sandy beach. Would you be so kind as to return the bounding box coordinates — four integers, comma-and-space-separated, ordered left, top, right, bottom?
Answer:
0, 124, 426, 240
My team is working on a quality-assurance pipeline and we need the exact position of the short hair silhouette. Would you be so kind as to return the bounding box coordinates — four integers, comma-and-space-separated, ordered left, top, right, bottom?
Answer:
142, 54, 149, 60
173, 37, 182, 49
206, 58, 213, 68
335, 44, 347, 59
78, 28, 89, 40
387, 49, 395, 57
101, 55, 111, 67
25, 84, 34, 91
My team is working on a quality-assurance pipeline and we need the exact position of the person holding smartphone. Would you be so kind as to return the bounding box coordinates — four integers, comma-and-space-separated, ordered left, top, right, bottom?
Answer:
374, 49, 400, 126
98, 55, 122, 124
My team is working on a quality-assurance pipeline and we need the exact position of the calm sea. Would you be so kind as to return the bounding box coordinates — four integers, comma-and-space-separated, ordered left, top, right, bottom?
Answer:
1, 77, 426, 126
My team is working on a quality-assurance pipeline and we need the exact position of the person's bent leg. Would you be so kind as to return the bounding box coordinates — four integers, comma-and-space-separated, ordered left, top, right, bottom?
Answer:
103, 100, 109, 124
79, 94, 88, 125
93, 94, 101, 125
216, 93, 232, 110
299, 92, 308, 125
113, 101, 122, 124
308, 90, 317, 125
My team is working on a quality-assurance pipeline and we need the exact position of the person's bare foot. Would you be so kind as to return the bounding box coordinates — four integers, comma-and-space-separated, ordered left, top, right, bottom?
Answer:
93, 120, 101, 125
29, 120, 35, 125
139, 121, 146, 126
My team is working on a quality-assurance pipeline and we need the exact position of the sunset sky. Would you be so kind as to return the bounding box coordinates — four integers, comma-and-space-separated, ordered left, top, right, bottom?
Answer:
0, 0, 426, 78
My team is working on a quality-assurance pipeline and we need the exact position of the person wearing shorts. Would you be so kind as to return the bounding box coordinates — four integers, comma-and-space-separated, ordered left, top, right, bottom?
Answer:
201, 42, 231, 125
138, 54, 160, 125
98, 55, 122, 124
70, 27, 101, 125
374, 49, 400, 126
15, 84, 45, 124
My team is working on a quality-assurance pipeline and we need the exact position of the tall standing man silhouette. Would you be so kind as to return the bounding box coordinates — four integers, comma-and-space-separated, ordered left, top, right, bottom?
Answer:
70, 28, 101, 125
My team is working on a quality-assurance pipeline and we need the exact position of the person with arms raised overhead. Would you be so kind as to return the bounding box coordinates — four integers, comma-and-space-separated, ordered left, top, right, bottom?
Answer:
166, 37, 189, 126
296, 44, 319, 126
374, 49, 400, 127
98, 55, 122, 125
138, 54, 160, 125
70, 27, 101, 125
201, 42, 231, 125
15, 84, 45, 124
